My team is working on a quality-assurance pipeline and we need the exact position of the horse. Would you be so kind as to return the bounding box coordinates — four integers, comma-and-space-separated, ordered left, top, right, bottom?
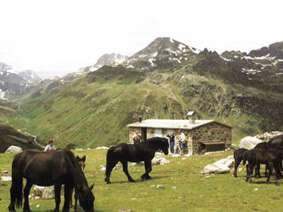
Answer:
233, 148, 248, 177
244, 148, 283, 184
8, 149, 94, 212
73, 155, 86, 211
105, 137, 169, 184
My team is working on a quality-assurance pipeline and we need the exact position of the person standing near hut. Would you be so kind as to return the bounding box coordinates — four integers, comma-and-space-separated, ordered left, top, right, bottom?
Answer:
167, 132, 175, 154
132, 132, 141, 144
178, 130, 186, 154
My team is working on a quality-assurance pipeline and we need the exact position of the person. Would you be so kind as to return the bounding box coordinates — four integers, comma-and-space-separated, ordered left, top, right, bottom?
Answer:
44, 140, 56, 152
132, 132, 141, 144
166, 132, 175, 154
178, 130, 186, 154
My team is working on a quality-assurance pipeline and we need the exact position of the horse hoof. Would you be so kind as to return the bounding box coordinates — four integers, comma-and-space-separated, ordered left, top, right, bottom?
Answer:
129, 179, 135, 182
106, 181, 111, 184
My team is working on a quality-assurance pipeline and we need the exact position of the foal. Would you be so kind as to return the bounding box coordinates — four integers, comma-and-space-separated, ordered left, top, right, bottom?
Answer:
73, 155, 86, 211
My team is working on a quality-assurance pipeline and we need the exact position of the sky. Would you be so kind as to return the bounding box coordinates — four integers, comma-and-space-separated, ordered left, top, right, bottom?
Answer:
0, 0, 282, 79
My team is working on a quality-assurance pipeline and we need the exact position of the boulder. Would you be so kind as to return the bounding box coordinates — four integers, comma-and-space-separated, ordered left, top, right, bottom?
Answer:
32, 186, 54, 199
1, 176, 12, 181
255, 131, 283, 141
152, 157, 169, 165
201, 155, 234, 174
5, 146, 23, 153
239, 136, 262, 150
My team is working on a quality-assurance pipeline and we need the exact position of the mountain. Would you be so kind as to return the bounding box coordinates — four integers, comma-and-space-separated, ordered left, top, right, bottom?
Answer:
9, 38, 283, 148
124, 37, 199, 71
0, 62, 42, 100
85, 53, 128, 72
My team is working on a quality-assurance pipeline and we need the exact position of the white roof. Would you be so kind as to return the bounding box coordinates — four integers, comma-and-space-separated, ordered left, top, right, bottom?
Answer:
127, 119, 231, 130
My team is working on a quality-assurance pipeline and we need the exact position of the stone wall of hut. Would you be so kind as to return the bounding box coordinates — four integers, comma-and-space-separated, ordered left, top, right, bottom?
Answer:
190, 122, 232, 154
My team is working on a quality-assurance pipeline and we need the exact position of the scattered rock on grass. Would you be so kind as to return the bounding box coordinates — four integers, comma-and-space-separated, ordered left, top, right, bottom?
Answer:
201, 155, 234, 174
1, 176, 12, 182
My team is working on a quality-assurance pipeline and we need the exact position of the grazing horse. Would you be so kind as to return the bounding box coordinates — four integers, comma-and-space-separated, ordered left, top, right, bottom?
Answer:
8, 149, 94, 212
233, 148, 248, 177
105, 137, 169, 184
244, 148, 283, 183
73, 155, 86, 211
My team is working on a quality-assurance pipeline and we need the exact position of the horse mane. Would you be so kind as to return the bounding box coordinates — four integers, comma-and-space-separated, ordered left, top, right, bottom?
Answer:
63, 149, 89, 187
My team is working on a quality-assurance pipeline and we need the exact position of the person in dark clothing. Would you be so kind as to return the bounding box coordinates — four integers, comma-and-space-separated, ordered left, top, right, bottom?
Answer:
167, 132, 175, 154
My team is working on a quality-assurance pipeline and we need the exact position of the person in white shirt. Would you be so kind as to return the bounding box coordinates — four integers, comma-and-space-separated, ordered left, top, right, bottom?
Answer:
44, 140, 56, 152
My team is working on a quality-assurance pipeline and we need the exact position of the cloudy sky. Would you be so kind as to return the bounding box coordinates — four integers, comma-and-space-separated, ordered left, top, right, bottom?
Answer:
0, 0, 282, 79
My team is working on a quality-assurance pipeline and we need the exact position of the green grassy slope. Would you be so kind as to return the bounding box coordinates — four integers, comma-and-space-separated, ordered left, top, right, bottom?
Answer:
8, 65, 283, 148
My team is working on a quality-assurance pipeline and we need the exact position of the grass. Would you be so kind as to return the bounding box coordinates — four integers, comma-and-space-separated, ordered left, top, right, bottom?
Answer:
1, 149, 283, 212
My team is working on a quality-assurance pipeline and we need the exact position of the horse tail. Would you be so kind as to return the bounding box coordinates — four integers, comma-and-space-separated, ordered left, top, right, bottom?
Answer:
105, 147, 115, 175
11, 154, 23, 208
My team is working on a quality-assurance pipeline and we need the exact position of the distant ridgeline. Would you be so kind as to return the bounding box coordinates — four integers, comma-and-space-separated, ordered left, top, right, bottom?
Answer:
4, 38, 283, 147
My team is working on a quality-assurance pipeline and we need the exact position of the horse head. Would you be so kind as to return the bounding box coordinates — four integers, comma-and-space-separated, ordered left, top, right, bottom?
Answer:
77, 184, 95, 212
158, 137, 169, 155
76, 155, 86, 170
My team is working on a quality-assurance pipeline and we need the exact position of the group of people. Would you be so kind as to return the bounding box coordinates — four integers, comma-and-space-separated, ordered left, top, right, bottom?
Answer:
167, 130, 186, 154
132, 130, 186, 154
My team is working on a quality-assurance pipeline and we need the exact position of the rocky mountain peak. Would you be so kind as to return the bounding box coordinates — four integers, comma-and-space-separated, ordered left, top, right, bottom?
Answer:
249, 41, 283, 59
124, 37, 199, 71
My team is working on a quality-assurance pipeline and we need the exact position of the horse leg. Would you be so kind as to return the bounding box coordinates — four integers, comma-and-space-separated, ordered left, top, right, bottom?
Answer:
23, 182, 32, 212
233, 159, 240, 177
74, 188, 78, 211
105, 160, 118, 184
266, 162, 273, 183
62, 184, 72, 212
121, 161, 135, 182
54, 184, 61, 212
8, 174, 23, 212
141, 160, 152, 180
255, 163, 261, 178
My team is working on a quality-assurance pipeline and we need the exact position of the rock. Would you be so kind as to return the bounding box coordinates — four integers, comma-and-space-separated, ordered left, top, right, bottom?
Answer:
201, 155, 234, 174
5, 146, 23, 153
100, 165, 106, 171
152, 157, 169, 165
1, 176, 12, 181
255, 131, 283, 141
32, 186, 54, 199
95, 146, 109, 150
239, 136, 263, 150
156, 184, 165, 189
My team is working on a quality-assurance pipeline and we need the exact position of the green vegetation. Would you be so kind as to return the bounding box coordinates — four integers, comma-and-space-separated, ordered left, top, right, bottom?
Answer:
1, 149, 283, 211
7, 64, 283, 148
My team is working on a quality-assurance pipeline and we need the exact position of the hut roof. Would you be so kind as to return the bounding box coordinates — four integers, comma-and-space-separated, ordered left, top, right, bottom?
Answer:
127, 119, 232, 130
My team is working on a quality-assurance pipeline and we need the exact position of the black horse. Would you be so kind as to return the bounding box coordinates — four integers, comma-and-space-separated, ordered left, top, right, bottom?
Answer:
244, 148, 283, 183
8, 149, 94, 212
105, 137, 169, 184
233, 148, 248, 177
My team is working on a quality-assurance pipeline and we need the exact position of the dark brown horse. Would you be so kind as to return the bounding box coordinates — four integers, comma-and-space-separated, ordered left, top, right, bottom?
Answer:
8, 149, 94, 212
105, 137, 169, 184
73, 155, 87, 211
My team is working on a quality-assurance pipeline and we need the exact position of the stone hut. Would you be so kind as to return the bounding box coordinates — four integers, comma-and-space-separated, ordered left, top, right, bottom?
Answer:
127, 119, 232, 154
